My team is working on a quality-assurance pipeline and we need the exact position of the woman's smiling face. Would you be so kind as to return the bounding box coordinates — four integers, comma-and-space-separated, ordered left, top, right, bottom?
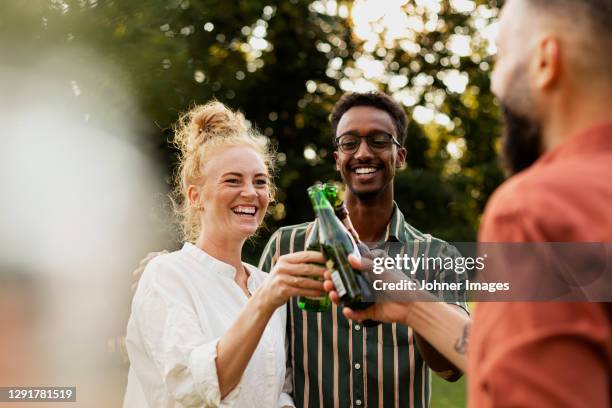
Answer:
196, 146, 270, 240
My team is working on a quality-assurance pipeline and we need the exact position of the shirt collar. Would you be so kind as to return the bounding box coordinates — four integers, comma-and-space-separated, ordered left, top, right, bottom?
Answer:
308, 201, 409, 245
537, 121, 612, 167
181, 242, 238, 279
385, 202, 408, 243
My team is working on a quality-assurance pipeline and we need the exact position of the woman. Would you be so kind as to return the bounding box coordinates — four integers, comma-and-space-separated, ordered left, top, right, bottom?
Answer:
124, 101, 325, 407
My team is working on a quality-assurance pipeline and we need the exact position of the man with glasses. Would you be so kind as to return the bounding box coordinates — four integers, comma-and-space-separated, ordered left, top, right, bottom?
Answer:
259, 91, 468, 407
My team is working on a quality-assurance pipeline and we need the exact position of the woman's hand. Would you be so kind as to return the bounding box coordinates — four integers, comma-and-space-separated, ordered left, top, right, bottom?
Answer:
256, 250, 327, 312
216, 251, 326, 401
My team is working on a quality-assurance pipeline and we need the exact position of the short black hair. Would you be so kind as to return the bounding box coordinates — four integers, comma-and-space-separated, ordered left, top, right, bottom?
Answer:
330, 91, 409, 145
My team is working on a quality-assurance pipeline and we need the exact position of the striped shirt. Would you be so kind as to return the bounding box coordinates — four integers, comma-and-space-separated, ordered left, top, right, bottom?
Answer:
259, 203, 468, 408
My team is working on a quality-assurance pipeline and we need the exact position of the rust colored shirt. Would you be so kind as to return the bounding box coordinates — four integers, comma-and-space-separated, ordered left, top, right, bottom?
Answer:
470, 122, 612, 407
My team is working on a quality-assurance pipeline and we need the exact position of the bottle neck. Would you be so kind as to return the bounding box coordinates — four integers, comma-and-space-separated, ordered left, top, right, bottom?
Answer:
308, 187, 334, 213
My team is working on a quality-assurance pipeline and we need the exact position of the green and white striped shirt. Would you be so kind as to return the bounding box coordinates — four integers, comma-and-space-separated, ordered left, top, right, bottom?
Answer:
259, 203, 467, 408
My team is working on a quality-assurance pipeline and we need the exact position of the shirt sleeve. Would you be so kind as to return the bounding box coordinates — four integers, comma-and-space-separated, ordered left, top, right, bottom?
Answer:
278, 391, 295, 408
277, 325, 295, 408
260, 231, 295, 407
127, 272, 241, 407
432, 242, 469, 314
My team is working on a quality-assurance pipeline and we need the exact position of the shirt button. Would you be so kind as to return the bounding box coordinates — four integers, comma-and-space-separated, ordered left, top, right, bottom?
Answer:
354, 362, 361, 370
354, 324, 361, 331
355, 399, 362, 406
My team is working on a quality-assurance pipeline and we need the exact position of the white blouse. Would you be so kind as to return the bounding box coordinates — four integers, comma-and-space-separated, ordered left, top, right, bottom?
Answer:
124, 242, 293, 408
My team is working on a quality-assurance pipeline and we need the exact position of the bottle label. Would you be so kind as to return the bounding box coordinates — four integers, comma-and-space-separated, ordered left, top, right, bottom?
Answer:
331, 270, 347, 297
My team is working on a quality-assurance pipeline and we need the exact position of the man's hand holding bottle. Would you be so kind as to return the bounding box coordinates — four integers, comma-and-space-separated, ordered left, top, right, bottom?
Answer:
323, 249, 470, 373
322, 249, 425, 325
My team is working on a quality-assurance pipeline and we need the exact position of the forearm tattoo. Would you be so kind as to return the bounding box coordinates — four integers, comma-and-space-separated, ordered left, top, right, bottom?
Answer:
454, 323, 471, 355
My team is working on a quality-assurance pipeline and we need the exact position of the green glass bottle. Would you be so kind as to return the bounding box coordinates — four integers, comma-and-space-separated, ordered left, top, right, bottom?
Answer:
297, 236, 332, 312
324, 183, 360, 243
303, 184, 368, 310
297, 184, 338, 312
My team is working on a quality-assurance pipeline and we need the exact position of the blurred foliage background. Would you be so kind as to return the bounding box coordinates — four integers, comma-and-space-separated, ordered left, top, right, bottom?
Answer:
2, 0, 504, 406
2, 0, 503, 256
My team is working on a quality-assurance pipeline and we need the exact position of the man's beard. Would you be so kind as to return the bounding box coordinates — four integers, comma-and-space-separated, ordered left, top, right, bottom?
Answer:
499, 101, 543, 177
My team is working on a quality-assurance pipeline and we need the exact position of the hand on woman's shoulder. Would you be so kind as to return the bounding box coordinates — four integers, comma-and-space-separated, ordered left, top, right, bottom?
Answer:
134, 249, 191, 300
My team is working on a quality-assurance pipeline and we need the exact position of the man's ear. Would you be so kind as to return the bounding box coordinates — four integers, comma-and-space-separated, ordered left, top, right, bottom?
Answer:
533, 34, 561, 91
333, 150, 340, 171
396, 147, 407, 169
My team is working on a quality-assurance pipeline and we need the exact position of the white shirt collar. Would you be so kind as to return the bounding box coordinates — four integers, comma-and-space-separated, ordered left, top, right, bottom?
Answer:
181, 243, 262, 296
181, 242, 239, 279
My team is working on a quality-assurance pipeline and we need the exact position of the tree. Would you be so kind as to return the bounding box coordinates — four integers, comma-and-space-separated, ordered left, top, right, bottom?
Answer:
1, 0, 503, 261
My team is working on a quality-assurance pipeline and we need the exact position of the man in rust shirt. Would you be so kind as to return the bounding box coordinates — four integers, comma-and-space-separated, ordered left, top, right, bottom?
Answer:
469, 0, 612, 406
327, 0, 612, 406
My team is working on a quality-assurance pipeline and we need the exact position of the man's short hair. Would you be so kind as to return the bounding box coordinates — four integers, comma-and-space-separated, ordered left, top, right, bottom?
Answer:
330, 91, 409, 146
528, 0, 612, 35
527, 0, 612, 72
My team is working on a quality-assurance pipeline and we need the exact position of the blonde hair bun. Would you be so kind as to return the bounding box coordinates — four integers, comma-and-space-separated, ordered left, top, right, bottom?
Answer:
175, 100, 248, 154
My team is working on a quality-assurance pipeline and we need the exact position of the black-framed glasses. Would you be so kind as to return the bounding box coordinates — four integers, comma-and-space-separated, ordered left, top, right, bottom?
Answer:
334, 132, 402, 154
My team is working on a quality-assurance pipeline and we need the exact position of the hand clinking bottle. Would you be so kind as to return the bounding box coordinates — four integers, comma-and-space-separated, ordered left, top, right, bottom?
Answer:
299, 183, 380, 326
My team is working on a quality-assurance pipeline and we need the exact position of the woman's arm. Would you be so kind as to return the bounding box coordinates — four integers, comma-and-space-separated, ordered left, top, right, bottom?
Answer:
215, 250, 325, 398
214, 294, 275, 398
128, 251, 326, 406
128, 282, 227, 407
